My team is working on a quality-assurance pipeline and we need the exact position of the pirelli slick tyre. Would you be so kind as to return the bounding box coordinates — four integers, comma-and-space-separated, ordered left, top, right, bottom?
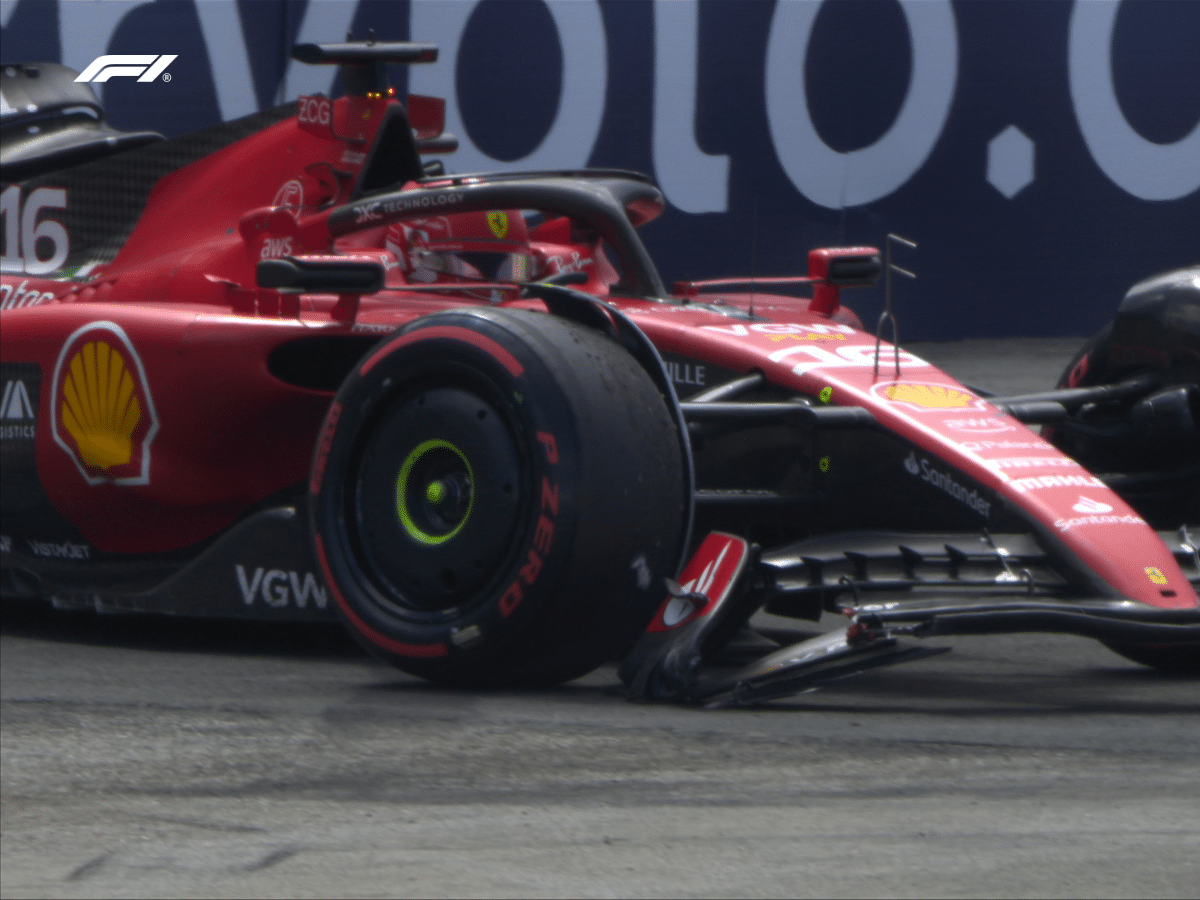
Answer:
310, 307, 689, 686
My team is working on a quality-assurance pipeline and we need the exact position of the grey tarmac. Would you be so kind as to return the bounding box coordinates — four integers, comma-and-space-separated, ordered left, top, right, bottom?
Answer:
3, 338, 1198, 899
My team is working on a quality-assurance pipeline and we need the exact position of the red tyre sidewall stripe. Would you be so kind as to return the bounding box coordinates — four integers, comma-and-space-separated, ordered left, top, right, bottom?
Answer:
314, 533, 448, 659
309, 400, 343, 496
360, 325, 525, 378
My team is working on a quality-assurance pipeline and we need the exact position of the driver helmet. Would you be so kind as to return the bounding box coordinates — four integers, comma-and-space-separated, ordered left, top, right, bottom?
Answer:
386, 210, 534, 287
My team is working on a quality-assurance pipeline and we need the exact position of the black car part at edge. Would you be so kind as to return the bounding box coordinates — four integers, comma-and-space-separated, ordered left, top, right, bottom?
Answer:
1043, 266, 1200, 528
1041, 266, 1200, 674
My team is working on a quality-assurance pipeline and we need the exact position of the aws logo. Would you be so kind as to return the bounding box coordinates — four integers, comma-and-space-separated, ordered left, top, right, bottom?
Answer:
50, 322, 158, 485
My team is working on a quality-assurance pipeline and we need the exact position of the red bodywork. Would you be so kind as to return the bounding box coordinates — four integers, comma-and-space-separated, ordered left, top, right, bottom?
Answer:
1, 88, 1195, 616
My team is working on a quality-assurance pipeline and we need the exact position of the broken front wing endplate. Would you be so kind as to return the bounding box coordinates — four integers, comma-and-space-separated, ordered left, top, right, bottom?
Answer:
621, 532, 1200, 708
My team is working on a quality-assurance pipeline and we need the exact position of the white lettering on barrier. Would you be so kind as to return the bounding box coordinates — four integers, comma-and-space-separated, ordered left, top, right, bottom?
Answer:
35, 1, 1198, 214
1069, 1, 1200, 201
765, 0, 958, 209
652, 0, 729, 213
280, 1, 360, 102
410, 0, 607, 174
59, 1, 155, 89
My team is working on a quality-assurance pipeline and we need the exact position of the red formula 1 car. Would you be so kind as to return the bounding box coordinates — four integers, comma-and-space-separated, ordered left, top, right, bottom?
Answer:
2, 43, 1197, 703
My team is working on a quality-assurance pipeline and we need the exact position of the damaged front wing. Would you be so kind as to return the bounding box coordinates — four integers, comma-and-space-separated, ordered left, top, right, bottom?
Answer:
621, 532, 1200, 708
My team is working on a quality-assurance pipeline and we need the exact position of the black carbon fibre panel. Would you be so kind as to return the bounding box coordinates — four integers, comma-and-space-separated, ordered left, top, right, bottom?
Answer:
12, 103, 296, 273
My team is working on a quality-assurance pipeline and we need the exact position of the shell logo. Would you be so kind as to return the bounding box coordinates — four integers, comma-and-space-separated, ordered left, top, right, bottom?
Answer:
882, 382, 977, 410
51, 321, 158, 485
487, 210, 509, 239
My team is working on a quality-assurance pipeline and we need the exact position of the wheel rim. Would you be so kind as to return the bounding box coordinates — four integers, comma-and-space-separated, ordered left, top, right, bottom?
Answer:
395, 439, 475, 545
351, 384, 526, 617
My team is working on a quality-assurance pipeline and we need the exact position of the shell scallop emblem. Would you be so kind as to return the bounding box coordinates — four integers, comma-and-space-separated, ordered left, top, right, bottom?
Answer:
52, 322, 158, 485
882, 382, 977, 410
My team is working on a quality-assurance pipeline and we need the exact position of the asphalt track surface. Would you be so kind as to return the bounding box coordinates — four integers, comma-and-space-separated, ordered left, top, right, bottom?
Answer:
3, 338, 1199, 899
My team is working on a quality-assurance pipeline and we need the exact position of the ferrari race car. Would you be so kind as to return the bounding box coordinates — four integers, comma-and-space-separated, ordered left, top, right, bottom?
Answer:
2, 42, 1197, 705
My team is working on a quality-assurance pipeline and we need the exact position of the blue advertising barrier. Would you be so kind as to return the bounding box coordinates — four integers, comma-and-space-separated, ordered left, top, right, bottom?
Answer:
2, 0, 1197, 340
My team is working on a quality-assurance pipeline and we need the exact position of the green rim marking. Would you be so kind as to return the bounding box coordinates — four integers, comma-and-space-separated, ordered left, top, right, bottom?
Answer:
396, 439, 473, 545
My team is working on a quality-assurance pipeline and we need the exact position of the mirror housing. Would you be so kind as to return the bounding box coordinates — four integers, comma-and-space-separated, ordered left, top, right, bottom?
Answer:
256, 256, 384, 294
808, 246, 881, 316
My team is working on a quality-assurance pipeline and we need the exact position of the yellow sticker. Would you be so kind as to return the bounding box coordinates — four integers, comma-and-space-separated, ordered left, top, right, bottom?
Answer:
819, 386, 833, 404
818, 456, 831, 473
487, 211, 509, 239
1145, 567, 1168, 585
885, 383, 974, 409
767, 332, 844, 342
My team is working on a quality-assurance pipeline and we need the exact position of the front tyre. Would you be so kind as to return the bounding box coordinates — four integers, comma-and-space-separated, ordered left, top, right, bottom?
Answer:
311, 308, 689, 686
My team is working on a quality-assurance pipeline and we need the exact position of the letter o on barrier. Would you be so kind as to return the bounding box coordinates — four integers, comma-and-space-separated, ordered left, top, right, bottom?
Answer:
410, 0, 607, 173
1069, 0, 1200, 201
765, 0, 958, 209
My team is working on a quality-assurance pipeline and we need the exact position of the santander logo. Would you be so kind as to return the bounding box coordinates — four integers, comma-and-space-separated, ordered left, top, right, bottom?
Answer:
1072, 496, 1114, 514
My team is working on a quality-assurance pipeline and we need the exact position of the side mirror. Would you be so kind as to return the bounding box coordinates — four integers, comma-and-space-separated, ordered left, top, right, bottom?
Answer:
807, 246, 881, 315
808, 247, 881, 286
256, 256, 384, 294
